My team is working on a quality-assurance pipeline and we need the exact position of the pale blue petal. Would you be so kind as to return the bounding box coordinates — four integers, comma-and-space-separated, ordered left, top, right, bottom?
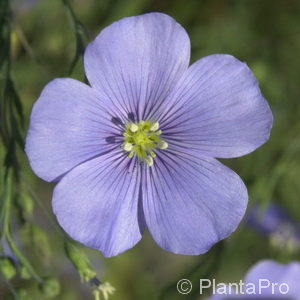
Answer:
84, 12, 190, 121
156, 54, 273, 158
53, 152, 143, 257
142, 151, 247, 255
26, 78, 120, 182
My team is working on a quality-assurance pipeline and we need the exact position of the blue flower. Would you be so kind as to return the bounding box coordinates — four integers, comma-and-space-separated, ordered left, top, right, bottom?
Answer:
25, 13, 273, 257
209, 260, 300, 299
247, 204, 300, 252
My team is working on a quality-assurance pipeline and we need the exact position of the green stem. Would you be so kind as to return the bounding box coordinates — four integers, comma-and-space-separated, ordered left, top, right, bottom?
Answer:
2, 172, 43, 283
2, 276, 19, 300
61, 0, 88, 74
6, 233, 43, 283
0, 0, 42, 287
1, 171, 12, 241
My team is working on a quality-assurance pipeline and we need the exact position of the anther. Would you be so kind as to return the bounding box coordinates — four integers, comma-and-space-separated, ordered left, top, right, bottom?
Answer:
128, 151, 134, 158
145, 156, 154, 167
124, 143, 133, 151
150, 151, 156, 158
123, 120, 168, 167
158, 141, 168, 149
130, 123, 138, 132
150, 122, 159, 132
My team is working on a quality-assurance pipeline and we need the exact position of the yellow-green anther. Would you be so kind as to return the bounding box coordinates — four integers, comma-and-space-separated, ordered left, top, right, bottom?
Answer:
150, 122, 159, 131
130, 123, 138, 132
158, 141, 168, 149
128, 151, 134, 158
150, 151, 156, 158
145, 156, 154, 167
124, 143, 133, 151
123, 120, 168, 166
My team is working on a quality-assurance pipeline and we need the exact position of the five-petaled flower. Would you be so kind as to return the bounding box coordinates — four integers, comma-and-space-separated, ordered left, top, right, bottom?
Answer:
26, 13, 273, 257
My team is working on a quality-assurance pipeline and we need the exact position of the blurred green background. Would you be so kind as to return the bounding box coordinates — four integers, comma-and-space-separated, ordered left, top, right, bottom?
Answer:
1, 0, 300, 299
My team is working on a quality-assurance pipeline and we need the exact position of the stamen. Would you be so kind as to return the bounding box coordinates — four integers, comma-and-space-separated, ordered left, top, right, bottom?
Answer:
130, 123, 138, 132
158, 141, 168, 149
150, 151, 156, 158
128, 151, 134, 158
124, 143, 133, 151
150, 122, 159, 132
145, 156, 154, 167
122, 120, 168, 166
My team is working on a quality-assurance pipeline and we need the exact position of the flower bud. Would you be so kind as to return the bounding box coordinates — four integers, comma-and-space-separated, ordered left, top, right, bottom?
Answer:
64, 242, 96, 281
0, 257, 17, 280
20, 265, 31, 279
39, 277, 60, 298
30, 224, 51, 263
17, 194, 35, 220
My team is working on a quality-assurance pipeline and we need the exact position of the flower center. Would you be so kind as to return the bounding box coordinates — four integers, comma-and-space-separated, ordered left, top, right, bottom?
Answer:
122, 121, 168, 166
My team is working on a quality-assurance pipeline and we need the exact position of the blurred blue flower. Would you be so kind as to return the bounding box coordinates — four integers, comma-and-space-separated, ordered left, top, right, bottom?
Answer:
247, 204, 300, 252
25, 13, 273, 257
209, 260, 300, 299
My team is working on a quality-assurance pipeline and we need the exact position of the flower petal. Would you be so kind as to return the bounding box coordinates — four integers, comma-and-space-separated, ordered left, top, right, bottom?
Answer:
26, 78, 120, 182
245, 260, 300, 296
53, 152, 143, 257
142, 151, 247, 255
157, 54, 273, 158
84, 12, 190, 121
